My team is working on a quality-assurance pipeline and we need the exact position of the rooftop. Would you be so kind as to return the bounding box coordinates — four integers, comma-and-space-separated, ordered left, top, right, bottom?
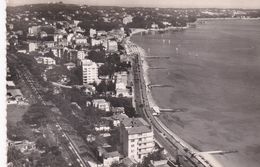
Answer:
121, 117, 149, 127
93, 99, 108, 103
81, 59, 97, 66
103, 151, 120, 158
127, 126, 152, 135
7, 89, 23, 97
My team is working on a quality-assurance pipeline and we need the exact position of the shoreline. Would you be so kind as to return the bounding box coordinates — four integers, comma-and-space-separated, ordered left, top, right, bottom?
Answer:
196, 17, 260, 21
129, 31, 224, 167
129, 17, 260, 37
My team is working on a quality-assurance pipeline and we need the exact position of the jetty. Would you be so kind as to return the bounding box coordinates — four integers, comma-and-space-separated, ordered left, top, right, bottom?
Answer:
148, 84, 174, 88
144, 56, 170, 59
149, 67, 167, 70
200, 150, 238, 155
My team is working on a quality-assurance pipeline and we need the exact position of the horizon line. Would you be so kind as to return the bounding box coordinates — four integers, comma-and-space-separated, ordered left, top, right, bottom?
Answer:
6, 2, 260, 10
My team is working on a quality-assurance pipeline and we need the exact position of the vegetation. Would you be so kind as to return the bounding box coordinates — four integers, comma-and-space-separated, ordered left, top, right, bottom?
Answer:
88, 50, 106, 63
23, 104, 49, 126
137, 149, 165, 167
96, 80, 116, 93
110, 161, 127, 167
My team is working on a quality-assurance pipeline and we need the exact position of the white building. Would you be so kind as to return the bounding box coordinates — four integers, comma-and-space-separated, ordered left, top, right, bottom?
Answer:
28, 26, 40, 36
35, 57, 56, 65
51, 47, 63, 58
81, 59, 99, 84
91, 38, 103, 47
92, 99, 110, 112
28, 42, 38, 52
75, 37, 88, 46
77, 50, 87, 60
120, 118, 154, 162
89, 28, 96, 38
123, 15, 133, 25
103, 151, 120, 167
116, 72, 131, 97
8, 140, 36, 153
107, 40, 118, 52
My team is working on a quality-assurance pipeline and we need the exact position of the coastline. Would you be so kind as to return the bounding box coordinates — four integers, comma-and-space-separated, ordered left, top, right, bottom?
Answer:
129, 17, 260, 37
196, 17, 260, 21
129, 31, 224, 167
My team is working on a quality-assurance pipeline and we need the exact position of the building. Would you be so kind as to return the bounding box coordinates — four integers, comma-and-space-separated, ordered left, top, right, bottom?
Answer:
90, 28, 96, 38
97, 147, 120, 167
7, 89, 23, 104
92, 99, 110, 112
51, 47, 63, 58
75, 37, 88, 46
116, 72, 131, 97
28, 26, 40, 36
120, 118, 154, 162
111, 107, 125, 114
28, 42, 38, 52
151, 23, 159, 29
110, 113, 129, 127
94, 121, 111, 132
107, 40, 118, 52
35, 57, 56, 65
91, 38, 103, 47
43, 41, 55, 48
81, 59, 99, 84
150, 160, 171, 167
77, 50, 87, 60
123, 15, 133, 25
8, 140, 36, 153
103, 151, 120, 167
64, 62, 76, 71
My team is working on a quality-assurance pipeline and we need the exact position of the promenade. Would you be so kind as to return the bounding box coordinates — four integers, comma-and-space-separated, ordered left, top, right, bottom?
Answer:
128, 40, 222, 167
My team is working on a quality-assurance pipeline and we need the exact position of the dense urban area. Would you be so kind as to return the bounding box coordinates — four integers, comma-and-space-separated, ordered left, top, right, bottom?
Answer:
6, 2, 260, 167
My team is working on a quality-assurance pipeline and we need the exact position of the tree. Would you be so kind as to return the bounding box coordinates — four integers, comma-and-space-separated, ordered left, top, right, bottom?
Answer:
110, 161, 127, 167
36, 151, 69, 167
68, 66, 82, 85
88, 50, 106, 63
36, 137, 49, 150
98, 63, 115, 77
23, 104, 48, 125
7, 147, 24, 163
96, 80, 107, 93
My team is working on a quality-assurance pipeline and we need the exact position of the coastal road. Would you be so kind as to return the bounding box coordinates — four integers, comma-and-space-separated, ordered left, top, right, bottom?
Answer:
130, 41, 215, 167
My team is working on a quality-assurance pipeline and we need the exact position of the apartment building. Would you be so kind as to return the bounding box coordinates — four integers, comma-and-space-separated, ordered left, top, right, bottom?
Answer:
120, 118, 154, 162
81, 59, 99, 84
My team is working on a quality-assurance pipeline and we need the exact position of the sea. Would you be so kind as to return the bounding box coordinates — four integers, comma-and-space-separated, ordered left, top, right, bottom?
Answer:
132, 19, 260, 167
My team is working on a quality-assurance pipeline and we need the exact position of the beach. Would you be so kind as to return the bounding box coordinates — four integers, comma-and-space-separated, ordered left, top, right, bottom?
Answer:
132, 20, 260, 167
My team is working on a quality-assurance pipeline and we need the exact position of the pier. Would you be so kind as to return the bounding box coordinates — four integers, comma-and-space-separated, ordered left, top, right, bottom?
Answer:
149, 67, 167, 70
145, 56, 170, 59
200, 150, 238, 155
159, 108, 174, 112
160, 108, 187, 113
148, 84, 174, 88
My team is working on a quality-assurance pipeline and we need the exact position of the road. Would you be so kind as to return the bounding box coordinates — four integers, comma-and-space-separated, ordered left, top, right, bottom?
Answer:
7, 53, 90, 167
129, 41, 214, 167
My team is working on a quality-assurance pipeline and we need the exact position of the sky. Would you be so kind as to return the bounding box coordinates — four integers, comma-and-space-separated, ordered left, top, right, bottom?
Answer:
6, 0, 260, 9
